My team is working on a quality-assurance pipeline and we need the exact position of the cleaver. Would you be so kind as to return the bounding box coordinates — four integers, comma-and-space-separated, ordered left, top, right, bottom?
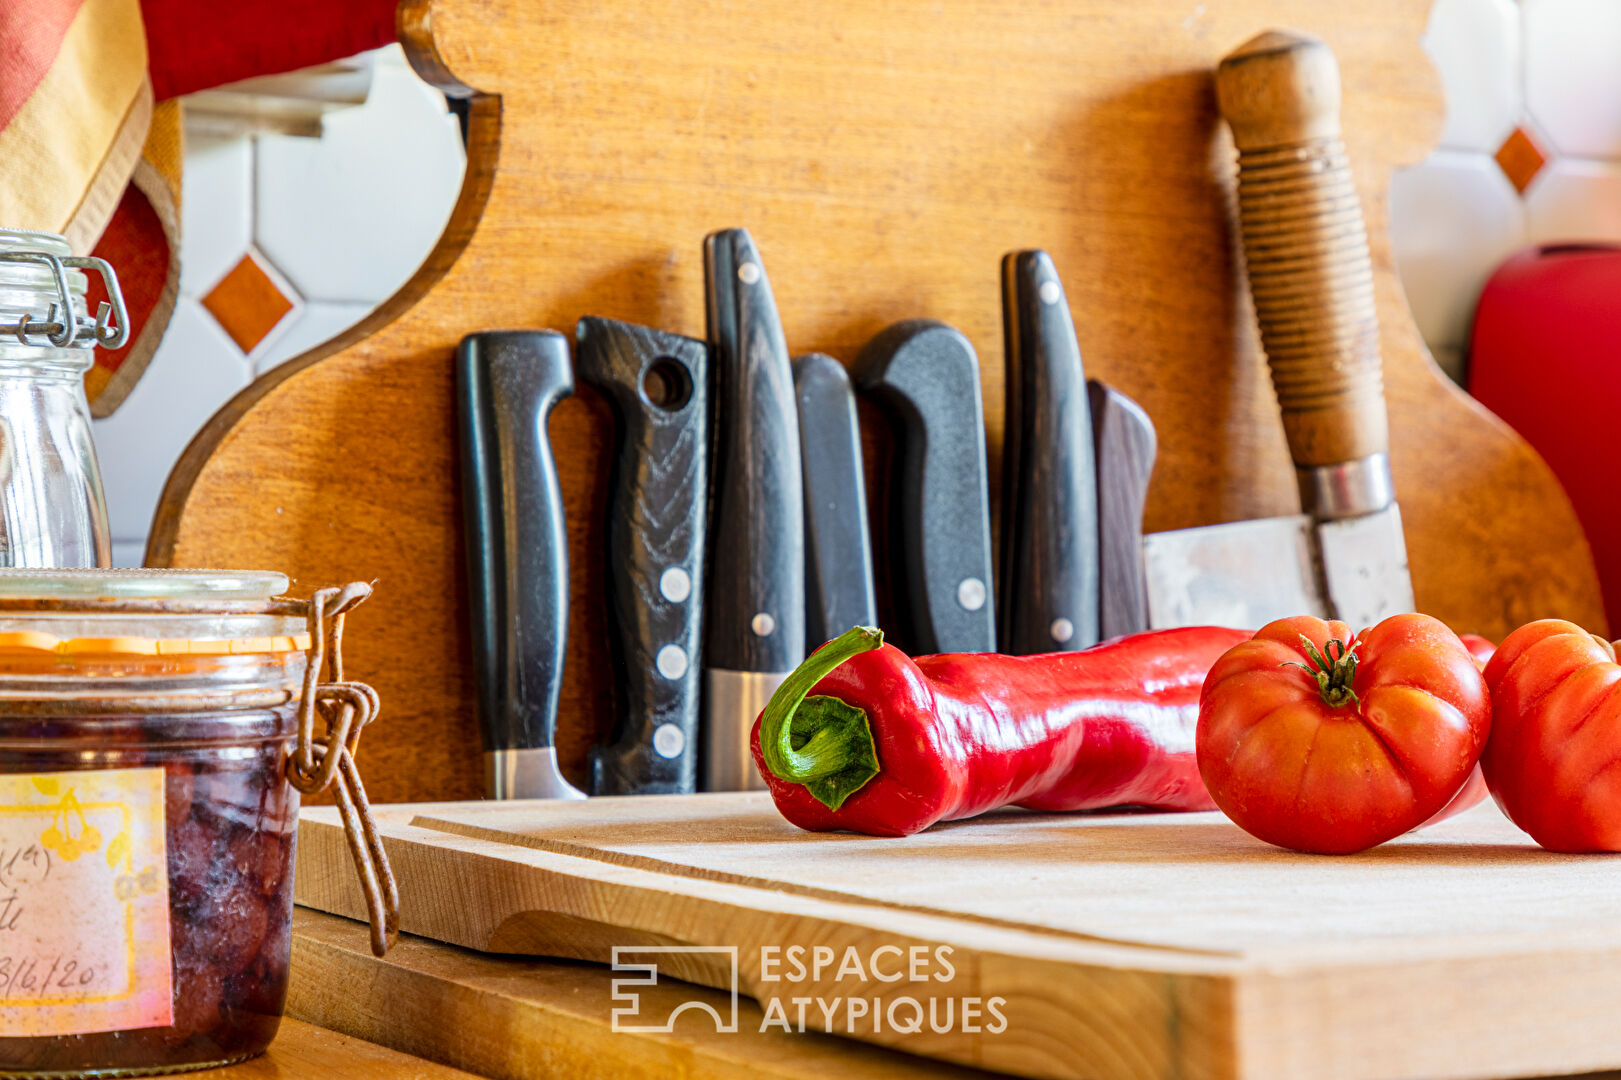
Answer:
1141, 30, 1414, 631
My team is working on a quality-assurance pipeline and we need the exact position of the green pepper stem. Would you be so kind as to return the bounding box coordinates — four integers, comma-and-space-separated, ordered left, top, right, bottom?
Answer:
759, 626, 883, 786
1282, 633, 1362, 709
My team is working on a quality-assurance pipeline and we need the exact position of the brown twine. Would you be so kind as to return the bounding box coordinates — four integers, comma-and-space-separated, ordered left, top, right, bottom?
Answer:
285, 582, 398, 957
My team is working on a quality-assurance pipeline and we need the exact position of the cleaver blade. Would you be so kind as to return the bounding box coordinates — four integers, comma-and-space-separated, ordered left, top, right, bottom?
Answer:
1142, 501, 1413, 631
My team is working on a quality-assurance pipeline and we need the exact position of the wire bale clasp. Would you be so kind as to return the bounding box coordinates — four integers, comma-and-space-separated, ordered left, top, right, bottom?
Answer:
285, 581, 398, 956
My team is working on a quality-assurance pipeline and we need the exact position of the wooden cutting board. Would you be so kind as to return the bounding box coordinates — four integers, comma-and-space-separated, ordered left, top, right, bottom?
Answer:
288, 907, 1007, 1079
148, 0, 1606, 803
295, 794, 1621, 1080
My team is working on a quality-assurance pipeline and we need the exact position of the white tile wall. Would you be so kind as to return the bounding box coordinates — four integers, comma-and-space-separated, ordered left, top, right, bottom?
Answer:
1389, 152, 1524, 357
1523, 0, 1621, 158
1525, 160, 1621, 244
97, 44, 465, 566
1393, 0, 1621, 385
255, 59, 464, 305
1424, 0, 1522, 154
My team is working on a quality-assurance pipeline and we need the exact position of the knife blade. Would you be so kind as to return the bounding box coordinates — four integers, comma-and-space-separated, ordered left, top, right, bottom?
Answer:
1141, 30, 1414, 631
852, 320, 996, 654
456, 330, 587, 800
575, 316, 708, 795
999, 250, 1099, 653
793, 352, 877, 648
702, 227, 805, 792
1088, 379, 1156, 639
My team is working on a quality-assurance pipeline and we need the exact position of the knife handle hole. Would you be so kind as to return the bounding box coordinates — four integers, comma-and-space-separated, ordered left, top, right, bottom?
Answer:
643, 358, 693, 412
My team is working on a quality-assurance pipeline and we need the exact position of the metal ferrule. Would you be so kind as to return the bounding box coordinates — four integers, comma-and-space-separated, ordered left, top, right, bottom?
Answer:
703, 668, 788, 792
484, 747, 588, 800
1296, 453, 1395, 521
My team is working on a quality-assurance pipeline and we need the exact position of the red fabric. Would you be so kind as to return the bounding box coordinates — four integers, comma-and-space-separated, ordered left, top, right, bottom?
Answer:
0, 0, 84, 126
1469, 245, 1621, 626
140, 0, 398, 101
88, 182, 168, 380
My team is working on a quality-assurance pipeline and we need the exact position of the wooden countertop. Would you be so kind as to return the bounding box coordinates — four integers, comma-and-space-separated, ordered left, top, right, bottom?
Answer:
191, 1018, 481, 1079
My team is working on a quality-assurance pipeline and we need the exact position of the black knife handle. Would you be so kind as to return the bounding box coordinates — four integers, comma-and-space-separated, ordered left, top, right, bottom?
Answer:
456, 331, 572, 757
575, 317, 708, 795
999, 250, 1099, 654
703, 228, 805, 674
852, 320, 996, 655
1088, 379, 1156, 640
793, 352, 877, 647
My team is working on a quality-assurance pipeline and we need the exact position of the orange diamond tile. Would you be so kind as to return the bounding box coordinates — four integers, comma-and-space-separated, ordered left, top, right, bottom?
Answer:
202, 253, 294, 353
1495, 126, 1548, 195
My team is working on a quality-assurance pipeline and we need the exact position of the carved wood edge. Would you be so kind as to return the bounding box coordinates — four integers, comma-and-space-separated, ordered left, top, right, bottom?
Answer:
144, 57, 500, 569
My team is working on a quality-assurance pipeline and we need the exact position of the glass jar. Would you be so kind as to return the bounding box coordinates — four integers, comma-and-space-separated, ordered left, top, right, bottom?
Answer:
0, 570, 393, 1077
0, 229, 126, 569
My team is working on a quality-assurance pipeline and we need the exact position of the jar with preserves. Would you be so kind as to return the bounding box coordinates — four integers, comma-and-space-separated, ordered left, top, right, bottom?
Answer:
0, 570, 394, 1077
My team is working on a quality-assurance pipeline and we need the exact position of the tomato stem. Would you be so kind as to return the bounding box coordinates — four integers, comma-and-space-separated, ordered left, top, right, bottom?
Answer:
1283, 633, 1362, 708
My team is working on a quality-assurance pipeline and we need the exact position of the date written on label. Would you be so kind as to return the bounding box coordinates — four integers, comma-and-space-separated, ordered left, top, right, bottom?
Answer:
0, 955, 100, 998
0, 769, 173, 1037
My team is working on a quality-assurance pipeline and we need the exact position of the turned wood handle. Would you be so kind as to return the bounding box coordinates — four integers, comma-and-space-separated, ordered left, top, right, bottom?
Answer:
1216, 30, 1387, 470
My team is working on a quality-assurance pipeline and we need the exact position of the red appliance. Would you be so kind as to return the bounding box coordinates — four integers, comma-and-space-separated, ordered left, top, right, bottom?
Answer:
1470, 244, 1621, 625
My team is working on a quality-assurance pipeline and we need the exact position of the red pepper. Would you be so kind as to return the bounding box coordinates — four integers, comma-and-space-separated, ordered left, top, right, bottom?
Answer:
750, 624, 1251, 836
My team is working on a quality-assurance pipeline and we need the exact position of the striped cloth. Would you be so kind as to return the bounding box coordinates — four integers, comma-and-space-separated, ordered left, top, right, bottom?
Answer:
1, 0, 395, 415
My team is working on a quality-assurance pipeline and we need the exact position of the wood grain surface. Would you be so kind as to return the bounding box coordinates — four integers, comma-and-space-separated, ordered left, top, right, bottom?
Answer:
190, 1017, 481, 1079
148, 0, 1606, 802
296, 795, 1621, 1080
288, 908, 1004, 1080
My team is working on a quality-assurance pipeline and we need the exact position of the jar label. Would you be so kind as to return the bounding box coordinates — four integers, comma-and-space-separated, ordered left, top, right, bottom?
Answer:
0, 768, 173, 1036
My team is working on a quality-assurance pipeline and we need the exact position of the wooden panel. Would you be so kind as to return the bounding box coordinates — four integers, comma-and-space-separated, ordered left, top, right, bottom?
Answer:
148, 0, 1606, 802
296, 796, 1621, 1080
192, 1016, 482, 1078
288, 908, 1006, 1079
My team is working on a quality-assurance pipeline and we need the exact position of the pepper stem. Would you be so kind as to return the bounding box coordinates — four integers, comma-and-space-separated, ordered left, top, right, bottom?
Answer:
758, 626, 884, 810
1282, 633, 1362, 708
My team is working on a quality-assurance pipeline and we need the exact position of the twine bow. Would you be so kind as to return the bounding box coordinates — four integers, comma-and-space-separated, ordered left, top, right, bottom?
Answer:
285, 582, 398, 957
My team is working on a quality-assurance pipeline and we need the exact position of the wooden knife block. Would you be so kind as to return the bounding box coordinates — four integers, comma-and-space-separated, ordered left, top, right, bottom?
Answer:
148, 0, 1605, 803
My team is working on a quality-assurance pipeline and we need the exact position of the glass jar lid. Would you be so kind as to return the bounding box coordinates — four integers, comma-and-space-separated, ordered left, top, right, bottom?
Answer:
0, 567, 290, 601
0, 568, 303, 647
0, 227, 129, 351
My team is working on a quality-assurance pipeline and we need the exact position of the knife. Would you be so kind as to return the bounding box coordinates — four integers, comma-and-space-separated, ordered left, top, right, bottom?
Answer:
702, 228, 805, 792
852, 320, 996, 654
575, 316, 708, 795
999, 250, 1099, 654
793, 352, 877, 648
1088, 379, 1156, 639
1140, 30, 1414, 630
456, 330, 586, 800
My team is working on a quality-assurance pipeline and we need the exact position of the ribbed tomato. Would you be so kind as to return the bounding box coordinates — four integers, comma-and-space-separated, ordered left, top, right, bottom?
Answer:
1482, 619, 1621, 852
1197, 614, 1491, 854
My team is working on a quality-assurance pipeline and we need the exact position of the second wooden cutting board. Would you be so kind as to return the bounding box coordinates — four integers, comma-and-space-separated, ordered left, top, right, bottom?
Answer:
296, 794, 1621, 1080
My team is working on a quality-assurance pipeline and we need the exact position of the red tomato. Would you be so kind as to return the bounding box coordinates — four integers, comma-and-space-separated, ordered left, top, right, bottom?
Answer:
1482, 619, 1621, 852
1197, 614, 1492, 854
1420, 631, 1497, 827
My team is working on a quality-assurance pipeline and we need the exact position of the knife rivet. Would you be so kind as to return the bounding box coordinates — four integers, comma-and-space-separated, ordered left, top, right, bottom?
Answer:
1050, 618, 1074, 644
1039, 280, 1062, 305
956, 578, 987, 612
653, 723, 686, 759
751, 612, 776, 637
659, 566, 692, 603
656, 644, 688, 679
737, 262, 762, 285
